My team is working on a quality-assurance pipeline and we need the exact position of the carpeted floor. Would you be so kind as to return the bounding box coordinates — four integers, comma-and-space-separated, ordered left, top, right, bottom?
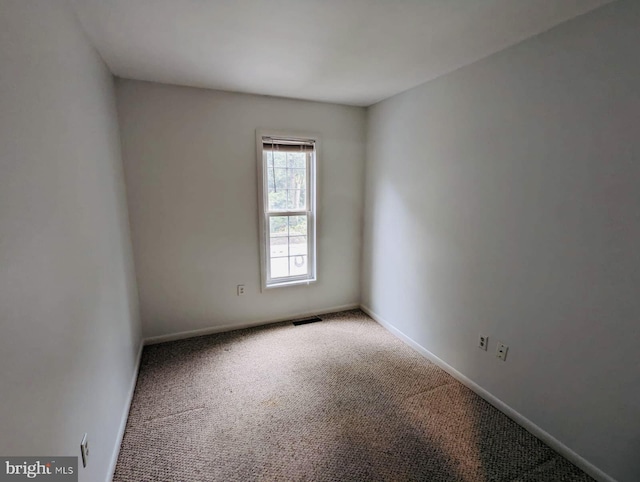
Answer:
114, 310, 593, 481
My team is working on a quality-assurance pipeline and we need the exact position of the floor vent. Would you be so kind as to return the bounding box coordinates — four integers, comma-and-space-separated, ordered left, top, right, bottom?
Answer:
292, 316, 322, 326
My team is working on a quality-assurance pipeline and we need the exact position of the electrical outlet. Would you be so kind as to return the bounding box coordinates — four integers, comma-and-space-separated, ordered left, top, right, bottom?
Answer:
496, 342, 508, 361
80, 433, 89, 468
237, 284, 245, 296
478, 334, 489, 351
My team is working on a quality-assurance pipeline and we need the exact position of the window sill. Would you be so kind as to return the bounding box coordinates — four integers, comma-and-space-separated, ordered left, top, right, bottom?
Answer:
265, 277, 317, 290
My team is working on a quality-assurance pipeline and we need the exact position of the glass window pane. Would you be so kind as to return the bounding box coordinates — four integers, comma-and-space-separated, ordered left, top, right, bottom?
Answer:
289, 235, 307, 256
288, 216, 307, 236
266, 155, 306, 211
290, 166, 306, 188
287, 152, 306, 168
265, 151, 286, 167
289, 255, 308, 276
286, 187, 306, 211
268, 214, 310, 280
287, 167, 307, 189
269, 216, 288, 237
270, 257, 288, 279
273, 168, 287, 191
269, 236, 288, 258
268, 188, 287, 211
272, 151, 287, 167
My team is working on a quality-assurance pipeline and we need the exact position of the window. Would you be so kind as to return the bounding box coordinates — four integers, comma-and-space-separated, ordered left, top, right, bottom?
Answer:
256, 130, 317, 289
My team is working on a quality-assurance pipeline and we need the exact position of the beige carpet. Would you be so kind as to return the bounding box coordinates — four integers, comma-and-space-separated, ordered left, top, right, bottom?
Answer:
114, 310, 593, 481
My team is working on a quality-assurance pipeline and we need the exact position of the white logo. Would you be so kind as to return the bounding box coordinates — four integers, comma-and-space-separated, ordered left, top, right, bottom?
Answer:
4, 460, 74, 479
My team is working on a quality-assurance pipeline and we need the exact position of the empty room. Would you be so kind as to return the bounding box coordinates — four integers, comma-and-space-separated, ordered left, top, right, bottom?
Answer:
1, 0, 639, 481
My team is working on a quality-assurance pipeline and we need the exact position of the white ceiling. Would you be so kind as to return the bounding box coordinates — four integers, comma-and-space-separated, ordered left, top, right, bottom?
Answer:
71, 0, 613, 106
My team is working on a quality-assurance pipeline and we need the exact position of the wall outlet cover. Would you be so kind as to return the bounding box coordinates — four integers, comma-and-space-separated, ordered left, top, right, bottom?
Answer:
497, 342, 509, 361
80, 433, 89, 468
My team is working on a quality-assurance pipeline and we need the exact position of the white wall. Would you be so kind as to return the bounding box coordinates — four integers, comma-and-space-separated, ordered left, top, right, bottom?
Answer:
116, 80, 366, 339
0, 2, 141, 481
362, 2, 640, 481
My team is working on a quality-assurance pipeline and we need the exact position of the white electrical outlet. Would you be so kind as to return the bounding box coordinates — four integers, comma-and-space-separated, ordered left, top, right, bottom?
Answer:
80, 433, 89, 468
478, 334, 489, 351
496, 342, 508, 361
237, 284, 245, 296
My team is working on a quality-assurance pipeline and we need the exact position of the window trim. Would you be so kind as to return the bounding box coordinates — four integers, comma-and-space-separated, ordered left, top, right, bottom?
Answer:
256, 129, 318, 290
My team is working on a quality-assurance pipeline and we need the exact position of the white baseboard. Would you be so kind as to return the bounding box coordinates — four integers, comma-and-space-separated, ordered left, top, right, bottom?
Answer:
360, 304, 616, 482
107, 340, 144, 482
143, 303, 361, 346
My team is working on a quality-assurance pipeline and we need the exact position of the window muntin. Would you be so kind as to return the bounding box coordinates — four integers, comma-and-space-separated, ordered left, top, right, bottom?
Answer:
268, 215, 308, 279
257, 132, 317, 288
266, 150, 307, 212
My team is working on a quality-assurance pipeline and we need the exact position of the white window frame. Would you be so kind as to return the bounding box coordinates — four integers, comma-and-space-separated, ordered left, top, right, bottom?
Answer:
256, 129, 318, 290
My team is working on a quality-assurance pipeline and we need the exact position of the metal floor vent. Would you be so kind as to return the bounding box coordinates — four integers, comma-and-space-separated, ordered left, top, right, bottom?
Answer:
292, 316, 323, 326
